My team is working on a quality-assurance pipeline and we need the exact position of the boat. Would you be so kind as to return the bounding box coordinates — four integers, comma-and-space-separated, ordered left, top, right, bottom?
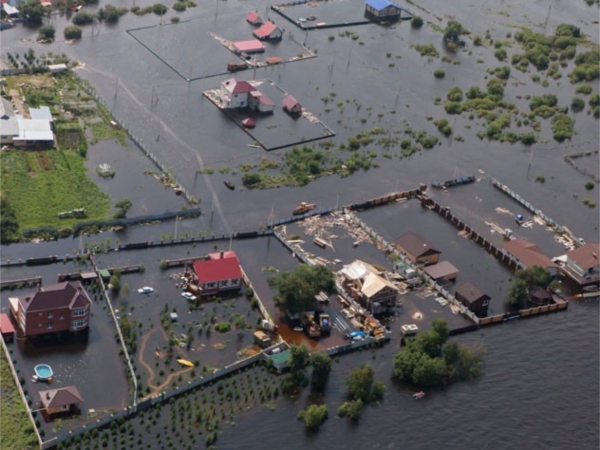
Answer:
224, 181, 235, 190
176, 359, 195, 368
413, 391, 425, 400
138, 286, 154, 294
293, 202, 316, 216
431, 175, 476, 190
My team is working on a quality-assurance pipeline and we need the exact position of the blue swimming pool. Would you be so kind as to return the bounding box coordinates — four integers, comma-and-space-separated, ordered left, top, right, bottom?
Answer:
34, 364, 53, 381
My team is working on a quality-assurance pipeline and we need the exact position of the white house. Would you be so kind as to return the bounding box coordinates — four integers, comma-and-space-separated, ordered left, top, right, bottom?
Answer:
0, 98, 19, 144
219, 78, 274, 113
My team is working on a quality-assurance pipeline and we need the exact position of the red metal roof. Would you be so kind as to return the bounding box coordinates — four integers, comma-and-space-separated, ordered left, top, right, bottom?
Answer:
260, 95, 274, 106
283, 95, 300, 109
208, 251, 238, 260
253, 22, 280, 39
232, 40, 266, 53
222, 78, 257, 94
246, 11, 262, 23
0, 313, 15, 334
193, 255, 242, 283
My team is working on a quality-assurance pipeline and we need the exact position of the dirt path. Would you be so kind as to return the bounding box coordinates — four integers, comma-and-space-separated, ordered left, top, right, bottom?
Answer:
138, 328, 195, 399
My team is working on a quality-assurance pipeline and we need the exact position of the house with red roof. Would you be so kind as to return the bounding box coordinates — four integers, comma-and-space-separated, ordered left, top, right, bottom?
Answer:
219, 78, 275, 113
563, 243, 599, 286
192, 251, 243, 295
39, 386, 83, 417
8, 281, 91, 337
246, 11, 263, 25
253, 21, 283, 40
282, 95, 302, 115
503, 239, 558, 277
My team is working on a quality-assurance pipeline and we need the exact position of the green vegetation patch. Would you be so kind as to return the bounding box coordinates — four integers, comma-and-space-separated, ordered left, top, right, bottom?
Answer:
569, 48, 600, 83
413, 44, 439, 58
552, 113, 575, 141
0, 149, 111, 231
0, 353, 38, 450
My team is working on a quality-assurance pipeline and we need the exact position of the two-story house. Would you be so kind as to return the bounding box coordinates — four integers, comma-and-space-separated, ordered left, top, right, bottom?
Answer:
339, 260, 399, 314
8, 281, 92, 337
192, 251, 243, 296
563, 243, 600, 287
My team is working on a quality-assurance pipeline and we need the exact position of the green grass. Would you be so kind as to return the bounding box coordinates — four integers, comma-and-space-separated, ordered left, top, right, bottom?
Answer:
0, 149, 111, 230
0, 352, 38, 450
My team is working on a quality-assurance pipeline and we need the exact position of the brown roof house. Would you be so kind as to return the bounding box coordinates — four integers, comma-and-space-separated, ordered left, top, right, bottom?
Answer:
8, 281, 91, 338
395, 232, 441, 267
527, 286, 552, 307
339, 260, 399, 314
282, 95, 302, 116
423, 261, 459, 283
503, 239, 558, 277
455, 281, 490, 318
563, 243, 600, 287
39, 386, 83, 417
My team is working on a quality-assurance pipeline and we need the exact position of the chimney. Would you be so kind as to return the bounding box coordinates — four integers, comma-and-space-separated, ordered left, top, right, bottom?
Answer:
46, 393, 50, 400
220, 251, 224, 259
36, 283, 41, 293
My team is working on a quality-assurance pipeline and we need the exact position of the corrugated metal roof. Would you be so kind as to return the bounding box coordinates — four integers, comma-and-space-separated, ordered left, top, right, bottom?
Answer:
365, 0, 396, 11
193, 256, 242, 284
14, 118, 53, 142
232, 40, 265, 53
253, 22, 280, 39
29, 106, 53, 122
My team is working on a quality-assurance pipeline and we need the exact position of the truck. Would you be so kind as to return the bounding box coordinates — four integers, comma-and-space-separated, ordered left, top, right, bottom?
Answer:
316, 312, 331, 335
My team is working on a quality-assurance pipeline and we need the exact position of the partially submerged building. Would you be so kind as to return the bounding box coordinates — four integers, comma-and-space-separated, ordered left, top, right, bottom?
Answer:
253, 21, 283, 41
192, 251, 243, 296
39, 386, 83, 417
503, 239, 558, 277
364, 0, 407, 22
561, 243, 600, 287
0, 97, 19, 144
423, 260, 459, 283
339, 260, 399, 314
395, 231, 441, 266
232, 39, 266, 54
455, 281, 490, 318
219, 78, 275, 113
282, 95, 302, 116
246, 11, 263, 26
8, 281, 92, 338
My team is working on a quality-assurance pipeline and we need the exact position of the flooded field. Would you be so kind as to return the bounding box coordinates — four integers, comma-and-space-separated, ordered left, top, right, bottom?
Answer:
1, 0, 599, 447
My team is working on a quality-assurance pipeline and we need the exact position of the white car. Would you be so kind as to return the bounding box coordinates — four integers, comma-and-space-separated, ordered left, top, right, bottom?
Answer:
138, 287, 154, 294
181, 292, 197, 301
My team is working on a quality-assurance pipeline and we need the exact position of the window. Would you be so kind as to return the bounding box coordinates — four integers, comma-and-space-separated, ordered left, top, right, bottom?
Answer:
72, 319, 87, 329
72, 307, 88, 317
47, 322, 53, 329
482, 300, 489, 306
48, 311, 53, 318
60, 405, 69, 411
60, 314, 65, 320
206, 282, 217, 289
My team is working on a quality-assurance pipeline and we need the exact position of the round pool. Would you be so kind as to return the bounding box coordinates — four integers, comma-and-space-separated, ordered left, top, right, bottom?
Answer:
34, 364, 53, 381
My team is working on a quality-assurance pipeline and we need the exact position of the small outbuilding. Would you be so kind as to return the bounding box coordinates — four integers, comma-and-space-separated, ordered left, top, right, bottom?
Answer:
0, 313, 15, 342
39, 386, 83, 417
246, 11, 263, 25
242, 117, 256, 128
253, 21, 283, 41
455, 281, 490, 318
48, 64, 68, 74
282, 95, 302, 115
364, 0, 406, 22
528, 286, 552, 306
232, 40, 266, 54
395, 231, 441, 266
423, 261, 459, 283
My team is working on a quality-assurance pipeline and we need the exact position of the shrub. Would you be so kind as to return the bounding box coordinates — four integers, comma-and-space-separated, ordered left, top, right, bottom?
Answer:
520, 132, 537, 145
64, 25, 82, 40
434, 118, 452, 136
242, 173, 261, 187
444, 101, 464, 115
571, 97, 585, 112
552, 113, 575, 141
173, 1, 186, 12
414, 44, 439, 57
473, 35, 482, 46
170, 16, 180, 23
585, 181, 595, 191
214, 323, 231, 333
575, 84, 593, 95
298, 404, 328, 430
410, 15, 423, 28
38, 25, 55, 40
433, 69, 445, 79
446, 86, 463, 102
589, 94, 600, 107
494, 48, 507, 61
152, 3, 168, 15
337, 399, 363, 421
72, 12, 96, 25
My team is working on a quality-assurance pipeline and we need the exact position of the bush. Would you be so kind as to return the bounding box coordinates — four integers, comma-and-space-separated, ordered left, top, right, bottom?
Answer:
444, 101, 464, 115
589, 94, 600, 107
434, 118, 452, 136
473, 35, 482, 46
494, 48, 507, 61
64, 25, 82, 40
446, 86, 463, 102
571, 97, 585, 112
152, 3, 168, 15
171, 16, 180, 23
585, 181, 595, 191
337, 399, 363, 421
552, 113, 575, 141
575, 84, 593, 95
242, 173, 261, 187
520, 132, 537, 145
72, 11, 96, 25
410, 15, 423, 28
38, 25, 55, 40
433, 69, 445, 79
173, 1, 186, 11
214, 322, 231, 333
298, 404, 328, 430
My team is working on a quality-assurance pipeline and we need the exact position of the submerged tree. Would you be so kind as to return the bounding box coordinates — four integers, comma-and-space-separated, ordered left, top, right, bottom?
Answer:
298, 404, 328, 430
272, 264, 335, 315
310, 352, 332, 393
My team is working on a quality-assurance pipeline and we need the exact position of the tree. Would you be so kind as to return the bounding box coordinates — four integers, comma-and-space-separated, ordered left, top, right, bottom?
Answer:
0, 195, 20, 244
298, 404, 328, 430
64, 25, 83, 40
443, 20, 465, 43
516, 265, 552, 289
337, 399, 363, 421
152, 3, 168, 15
310, 352, 332, 392
273, 264, 334, 315
38, 25, 55, 40
289, 344, 310, 378
19, 0, 48, 24
114, 198, 133, 219
346, 364, 374, 403
410, 16, 423, 29
72, 11, 96, 25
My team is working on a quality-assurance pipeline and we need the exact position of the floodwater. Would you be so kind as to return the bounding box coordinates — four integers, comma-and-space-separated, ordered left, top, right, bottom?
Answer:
1, 0, 599, 447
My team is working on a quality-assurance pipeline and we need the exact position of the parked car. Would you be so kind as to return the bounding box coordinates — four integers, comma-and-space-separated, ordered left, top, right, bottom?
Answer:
346, 331, 366, 341
138, 287, 154, 294
181, 292, 197, 301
